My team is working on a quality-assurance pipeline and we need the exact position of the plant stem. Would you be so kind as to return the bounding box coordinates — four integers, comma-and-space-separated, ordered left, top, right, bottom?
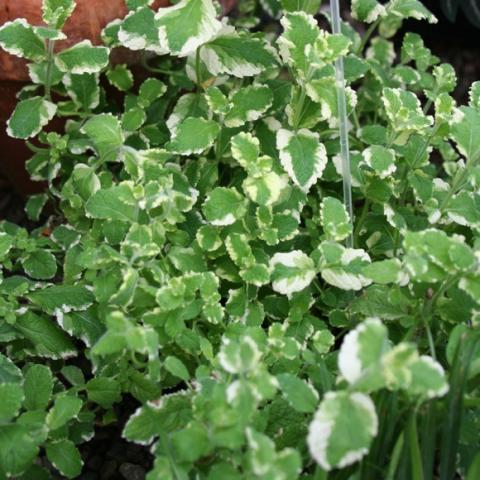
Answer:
44, 39, 56, 101
356, 18, 381, 55
353, 199, 370, 247
195, 47, 203, 91
408, 409, 425, 480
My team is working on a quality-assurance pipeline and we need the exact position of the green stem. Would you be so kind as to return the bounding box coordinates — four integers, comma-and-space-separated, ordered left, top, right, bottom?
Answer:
386, 432, 404, 480
356, 18, 381, 55
438, 164, 473, 213
160, 434, 184, 480
195, 47, 203, 91
44, 39, 56, 101
408, 409, 425, 480
353, 199, 370, 247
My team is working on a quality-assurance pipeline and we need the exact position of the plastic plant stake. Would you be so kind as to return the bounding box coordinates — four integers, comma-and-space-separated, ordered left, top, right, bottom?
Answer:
330, 0, 354, 248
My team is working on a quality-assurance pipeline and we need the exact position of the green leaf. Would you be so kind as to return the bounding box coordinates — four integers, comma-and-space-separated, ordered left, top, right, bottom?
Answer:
202, 187, 247, 226
164, 356, 190, 382
172, 421, 211, 462
86, 377, 121, 408
0, 353, 23, 384
270, 250, 316, 296
27, 285, 94, 312
16, 312, 76, 359
320, 197, 353, 242
388, 0, 437, 24
46, 440, 83, 479
308, 391, 378, 471
46, 393, 82, 430
351, 0, 386, 23
382, 88, 432, 141
280, 0, 322, 14
138, 78, 167, 107
277, 373, 318, 413
0, 232, 14, 260
407, 356, 449, 399
167, 117, 220, 155
63, 73, 100, 110
450, 107, 480, 161
201, 34, 277, 77
277, 128, 327, 192
0, 424, 39, 477
119, 6, 165, 54
82, 114, 124, 161
0, 19, 46, 61
278, 12, 319, 76
55, 40, 110, 74
24, 364, 53, 410
42, 0, 76, 29
155, 0, 222, 57
224, 84, 273, 128
106, 64, 134, 91
0, 384, 24, 421
361, 145, 397, 179
7, 96, 56, 139
86, 184, 139, 222
363, 259, 405, 284
25, 193, 48, 221
22, 250, 57, 280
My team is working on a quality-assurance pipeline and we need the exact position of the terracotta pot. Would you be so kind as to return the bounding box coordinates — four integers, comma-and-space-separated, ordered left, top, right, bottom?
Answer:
0, 0, 237, 196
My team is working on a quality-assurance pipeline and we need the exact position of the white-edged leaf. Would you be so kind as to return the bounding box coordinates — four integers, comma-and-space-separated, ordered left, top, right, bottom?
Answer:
0, 19, 46, 61
155, 0, 222, 57
119, 6, 167, 54
55, 40, 110, 74
338, 318, 389, 386
202, 187, 247, 226
276, 128, 327, 192
308, 391, 378, 471
7, 96, 56, 139
167, 117, 220, 155
320, 197, 352, 242
224, 84, 273, 128
351, 0, 386, 23
42, 0, 76, 29
201, 33, 277, 77
270, 250, 316, 296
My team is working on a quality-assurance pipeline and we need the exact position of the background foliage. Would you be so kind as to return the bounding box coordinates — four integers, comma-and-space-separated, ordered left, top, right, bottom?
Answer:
0, 0, 480, 478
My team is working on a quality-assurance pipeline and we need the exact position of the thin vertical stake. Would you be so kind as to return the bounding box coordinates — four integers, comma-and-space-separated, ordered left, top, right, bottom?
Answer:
330, 0, 354, 248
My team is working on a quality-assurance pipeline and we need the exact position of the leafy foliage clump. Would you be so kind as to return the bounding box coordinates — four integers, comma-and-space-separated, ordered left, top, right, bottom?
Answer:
1, 0, 480, 478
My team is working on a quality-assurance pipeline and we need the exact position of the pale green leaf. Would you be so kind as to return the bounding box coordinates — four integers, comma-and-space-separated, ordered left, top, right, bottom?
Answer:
277, 373, 318, 413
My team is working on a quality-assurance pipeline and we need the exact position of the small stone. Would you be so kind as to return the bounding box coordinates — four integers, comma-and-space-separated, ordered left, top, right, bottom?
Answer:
100, 460, 117, 480
119, 463, 146, 480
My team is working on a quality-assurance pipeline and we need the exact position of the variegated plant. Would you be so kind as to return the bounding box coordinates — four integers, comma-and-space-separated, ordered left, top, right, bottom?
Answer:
1, 0, 480, 478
